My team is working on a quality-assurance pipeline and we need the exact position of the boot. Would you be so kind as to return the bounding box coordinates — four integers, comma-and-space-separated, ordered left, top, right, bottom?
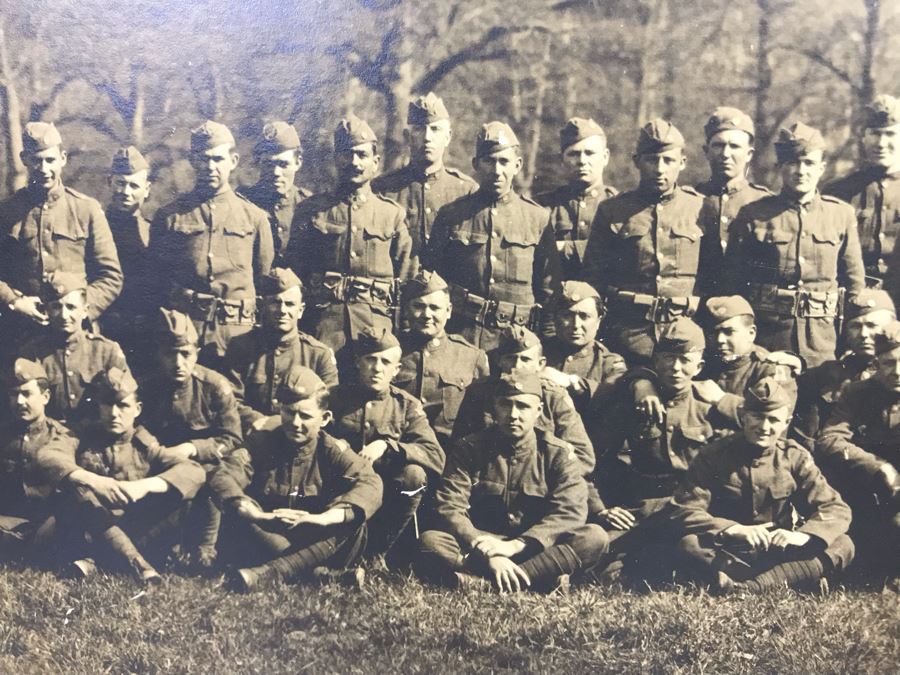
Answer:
100, 525, 161, 585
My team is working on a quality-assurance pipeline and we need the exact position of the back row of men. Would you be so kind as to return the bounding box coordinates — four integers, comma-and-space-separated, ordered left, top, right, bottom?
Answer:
0, 92, 897, 593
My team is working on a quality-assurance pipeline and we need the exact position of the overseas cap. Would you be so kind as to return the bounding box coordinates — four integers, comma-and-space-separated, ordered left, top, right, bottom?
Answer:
110, 146, 150, 175
408, 92, 450, 125
864, 95, 900, 129
655, 317, 706, 355
91, 367, 139, 404
559, 117, 606, 151
3, 358, 48, 387
354, 326, 400, 356
475, 121, 519, 158
702, 295, 755, 325
704, 107, 755, 141
774, 122, 825, 161
402, 269, 449, 304
874, 320, 900, 355
552, 281, 601, 310
191, 120, 235, 152
494, 370, 542, 399
845, 289, 896, 321
258, 267, 303, 296
254, 121, 302, 156
636, 118, 685, 155
276, 365, 328, 404
157, 307, 198, 346
41, 272, 86, 301
497, 325, 541, 356
334, 114, 377, 152
744, 376, 795, 412
22, 122, 63, 153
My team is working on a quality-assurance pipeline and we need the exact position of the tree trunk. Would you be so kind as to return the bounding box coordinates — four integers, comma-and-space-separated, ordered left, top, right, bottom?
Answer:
0, 27, 25, 193
857, 0, 880, 158
752, 0, 773, 181
130, 64, 145, 147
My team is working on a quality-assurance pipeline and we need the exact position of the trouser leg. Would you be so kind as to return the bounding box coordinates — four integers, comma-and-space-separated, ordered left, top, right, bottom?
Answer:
414, 529, 466, 587
367, 463, 427, 557
250, 522, 365, 583
517, 524, 609, 588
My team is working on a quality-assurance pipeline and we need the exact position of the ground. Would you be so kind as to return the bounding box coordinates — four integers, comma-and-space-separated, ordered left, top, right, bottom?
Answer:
0, 563, 897, 674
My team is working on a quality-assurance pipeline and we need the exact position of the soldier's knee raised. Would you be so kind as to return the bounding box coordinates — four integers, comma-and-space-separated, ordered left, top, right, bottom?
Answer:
394, 464, 427, 492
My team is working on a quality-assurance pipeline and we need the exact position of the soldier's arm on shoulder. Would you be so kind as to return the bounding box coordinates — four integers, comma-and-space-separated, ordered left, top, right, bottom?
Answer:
84, 199, 124, 318
790, 444, 851, 543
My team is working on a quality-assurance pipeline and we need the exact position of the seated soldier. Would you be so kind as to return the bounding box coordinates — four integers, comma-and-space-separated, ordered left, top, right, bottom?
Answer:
0, 359, 75, 561
329, 328, 444, 561
224, 267, 338, 435
39, 368, 205, 584
211, 366, 382, 592
140, 308, 243, 570
394, 269, 489, 448
817, 321, 900, 587
19, 272, 128, 427
415, 371, 608, 592
671, 377, 853, 593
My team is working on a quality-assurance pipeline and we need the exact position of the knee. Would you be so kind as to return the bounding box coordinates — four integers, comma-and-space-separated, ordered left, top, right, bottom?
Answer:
569, 524, 610, 561
393, 464, 427, 492
418, 529, 451, 556
677, 534, 705, 558
825, 533, 855, 571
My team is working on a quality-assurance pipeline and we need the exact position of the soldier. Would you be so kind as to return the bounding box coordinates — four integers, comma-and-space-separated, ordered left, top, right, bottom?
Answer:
394, 269, 489, 447
39, 367, 205, 584
287, 115, 412, 368
210, 366, 382, 592
726, 122, 866, 368
426, 121, 560, 353
825, 95, 900, 288
536, 118, 617, 280
373, 92, 477, 274
19, 273, 128, 427
150, 120, 274, 366
415, 371, 608, 592
816, 321, 900, 584
582, 119, 720, 364
238, 121, 312, 267
671, 377, 852, 593
0, 122, 122, 352
223, 267, 338, 435
794, 289, 895, 445
695, 107, 771, 253
328, 328, 444, 560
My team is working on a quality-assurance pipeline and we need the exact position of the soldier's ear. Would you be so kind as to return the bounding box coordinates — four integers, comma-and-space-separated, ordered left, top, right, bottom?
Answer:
59, 150, 68, 167
321, 409, 334, 426
40, 388, 51, 406
445, 301, 453, 321
229, 151, 240, 169
135, 400, 144, 417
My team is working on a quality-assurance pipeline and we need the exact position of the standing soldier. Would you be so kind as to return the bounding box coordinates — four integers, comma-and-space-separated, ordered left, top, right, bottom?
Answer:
536, 118, 617, 280
695, 107, 771, 253
373, 93, 477, 275
826, 95, 900, 288
426, 121, 559, 353
287, 115, 412, 369
150, 120, 274, 367
726, 122, 866, 368
0, 122, 122, 353
238, 121, 312, 268
583, 119, 720, 364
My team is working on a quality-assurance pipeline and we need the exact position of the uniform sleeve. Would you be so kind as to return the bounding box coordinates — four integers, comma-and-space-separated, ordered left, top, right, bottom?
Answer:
85, 202, 124, 319
669, 448, 741, 536
450, 382, 486, 442
322, 439, 384, 519
546, 387, 595, 476
837, 205, 866, 295
148, 207, 175, 302
587, 351, 628, 408
423, 205, 451, 274
391, 212, 414, 281
582, 203, 613, 291
35, 429, 81, 486
791, 447, 851, 544
724, 209, 752, 295
208, 447, 255, 504
312, 344, 340, 388
253, 208, 275, 282
519, 444, 588, 549
432, 440, 481, 546
191, 381, 244, 463
473, 350, 490, 381
392, 398, 445, 475
533, 221, 561, 305
816, 391, 887, 484
147, 444, 206, 499
694, 205, 725, 297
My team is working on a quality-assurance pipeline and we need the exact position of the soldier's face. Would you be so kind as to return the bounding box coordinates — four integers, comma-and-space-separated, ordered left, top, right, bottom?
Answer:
98, 394, 142, 437
281, 398, 331, 446
159, 344, 198, 384
562, 135, 609, 186
356, 346, 402, 393
845, 310, 895, 356
261, 286, 304, 334
497, 344, 545, 375
652, 351, 703, 395
47, 290, 87, 335
405, 290, 451, 337
336, 143, 380, 187
8, 380, 49, 424
704, 130, 754, 181
408, 121, 452, 166
108, 170, 151, 213
22, 146, 67, 190
863, 124, 900, 170
875, 346, 900, 392
257, 149, 301, 196
493, 393, 542, 441
190, 143, 238, 193
779, 151, 825, 195
555, 298, 602, 348
634, 148, 685, 195
742, 406, 791, 449
473, 147, 522, 197
711, 316, 757, 361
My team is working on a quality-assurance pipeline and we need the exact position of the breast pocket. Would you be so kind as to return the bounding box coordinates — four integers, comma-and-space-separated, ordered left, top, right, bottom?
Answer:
677, 424, 712, 463
52, 221, 88, 271
438, 373, 467, 424
363, 224, 394, 276
611, 218, 652, 269
500, 229, 540, 284
310, 218, 346, 266
223, 221, 255, 271
447, 228, 489, 270
810, 228, 841, 277
668, 220, 704, 275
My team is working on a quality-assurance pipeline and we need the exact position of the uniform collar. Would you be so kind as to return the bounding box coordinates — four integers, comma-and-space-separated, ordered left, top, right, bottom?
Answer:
338, 182, 373, 204
29, 181, 65, 205
194, 185, 234, 204
409, 162, 444, 182
17, 416, 50, 437
779, 189, 818, 211
637, 184, 678, 204
570, 180, 606, 200
476, 188, 514, 206
703, 175, 748, 196
499, 428, 537, 456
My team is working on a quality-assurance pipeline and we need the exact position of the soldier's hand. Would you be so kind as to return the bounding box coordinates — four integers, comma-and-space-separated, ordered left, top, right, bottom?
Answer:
876, 463, 899, 492
360, 440, 389, 463
168, 443, 197, 461
541, 367, 572, 389
251, 415, 281, 432
487, 556, 531, 593
472, 535, 525, 559
119, 480, 152, 503
769, 529, 811, 549
723, 522, 774, 551
234, 498, 272, 522
692, 380, 725, 405
11, 296, 49, 325
632, 379, 664, 424
765, 352, 804, 380
85, 475, 131, 507
273, 508, 312, 528
598, 507, 637, 531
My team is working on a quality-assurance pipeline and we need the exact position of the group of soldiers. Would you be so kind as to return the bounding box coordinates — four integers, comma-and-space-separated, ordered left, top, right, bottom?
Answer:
0, 89, 897, 595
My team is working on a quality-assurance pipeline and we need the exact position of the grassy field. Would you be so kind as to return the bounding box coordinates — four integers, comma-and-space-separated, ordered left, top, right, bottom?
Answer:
0, 562, 897, 674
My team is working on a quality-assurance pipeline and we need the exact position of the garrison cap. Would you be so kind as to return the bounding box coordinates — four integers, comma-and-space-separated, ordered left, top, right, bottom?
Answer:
190, 120, 235, 153
334, 114, 377, 153
774, 122, 825, 161
156, 307, 198, 346
41, 272, 86, 301
559, 117, 606, 151
402, 269, 449, 303
22, 122, 63, 153
354, 326, 400, 356
276, 365, 328, 404
258, 267, 303, 296
110, 146, 150, 175
497, 325, 542, 356
91, 367, 139, 404
864, 95, 900, 129
552, 281, 601, 310
494, 370, 542, 399
3, 358, 48, 387
874, 321, 900, 355
408, 92, 450, 125
475, 121, 519, 158
655, 317, 706, 355
744, 376, 795, 412
254, 121, 302, 156
702, 295, 755, 325
636, 118, 684, 155
845, 289, 896, 321
704, 107, 755, 141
